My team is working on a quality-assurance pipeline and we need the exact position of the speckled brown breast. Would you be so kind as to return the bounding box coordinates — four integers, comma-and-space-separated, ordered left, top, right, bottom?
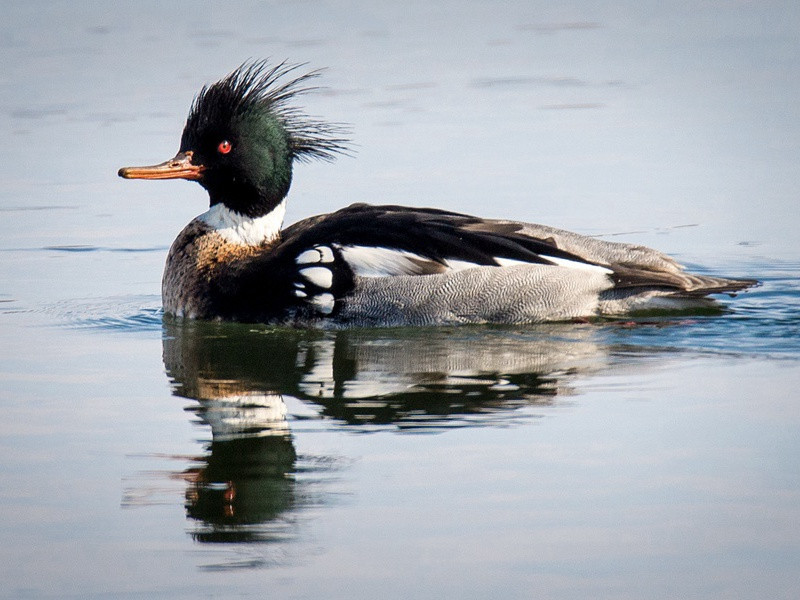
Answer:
162, 219, 267, 318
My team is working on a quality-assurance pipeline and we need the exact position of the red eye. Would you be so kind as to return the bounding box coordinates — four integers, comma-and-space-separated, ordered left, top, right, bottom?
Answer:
217, 140, 232, 154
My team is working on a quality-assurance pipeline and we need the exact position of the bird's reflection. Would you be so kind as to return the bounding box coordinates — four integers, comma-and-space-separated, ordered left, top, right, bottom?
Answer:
162, 319, 618, 545
183, 394, 297, 543
164, 327, 300, 543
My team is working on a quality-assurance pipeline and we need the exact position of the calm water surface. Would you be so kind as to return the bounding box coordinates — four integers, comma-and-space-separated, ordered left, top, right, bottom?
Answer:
1, 2, 799, 599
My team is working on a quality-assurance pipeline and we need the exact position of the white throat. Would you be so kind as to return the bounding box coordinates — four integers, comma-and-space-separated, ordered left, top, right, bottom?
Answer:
198, 201, 286, 246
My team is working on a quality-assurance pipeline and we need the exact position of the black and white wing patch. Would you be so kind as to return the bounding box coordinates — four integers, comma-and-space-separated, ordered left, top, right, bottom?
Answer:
281, 204, 615, 295
292, 244, 352, 315
289, 241, 465, 315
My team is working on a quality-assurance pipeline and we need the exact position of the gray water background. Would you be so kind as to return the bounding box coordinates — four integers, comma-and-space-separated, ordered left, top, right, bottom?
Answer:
1, 2, 799, 598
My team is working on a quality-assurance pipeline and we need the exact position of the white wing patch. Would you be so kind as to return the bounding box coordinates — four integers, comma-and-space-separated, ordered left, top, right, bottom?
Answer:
443, 258, 484, 271
335, 244, 610, 279
542, 255, 613, 274
495, 255, 610, 273
295, 245, 335, 265
299, 266, 333, 289
339, 245, 441, 277
493, 257, 530, 268
293, 280, 308, 298
296, 249, 321, 265
292, 250, 337, 313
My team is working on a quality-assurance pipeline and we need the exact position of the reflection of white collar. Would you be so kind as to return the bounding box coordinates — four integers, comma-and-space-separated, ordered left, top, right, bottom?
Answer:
198, 200, 286, 246
196, 392, 289, 440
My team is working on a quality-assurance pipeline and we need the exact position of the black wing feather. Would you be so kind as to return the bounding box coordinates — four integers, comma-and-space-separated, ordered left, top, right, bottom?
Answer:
281, 203, 596, 267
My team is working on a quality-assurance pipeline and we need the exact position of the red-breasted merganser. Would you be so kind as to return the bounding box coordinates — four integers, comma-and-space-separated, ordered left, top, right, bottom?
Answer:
119, 61, 756, 327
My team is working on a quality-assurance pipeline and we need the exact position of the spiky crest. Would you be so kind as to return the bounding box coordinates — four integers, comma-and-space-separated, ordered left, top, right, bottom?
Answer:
184, 60, 349, 162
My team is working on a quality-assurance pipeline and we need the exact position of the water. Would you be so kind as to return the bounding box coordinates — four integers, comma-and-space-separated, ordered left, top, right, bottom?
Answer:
1, 2, 799, 598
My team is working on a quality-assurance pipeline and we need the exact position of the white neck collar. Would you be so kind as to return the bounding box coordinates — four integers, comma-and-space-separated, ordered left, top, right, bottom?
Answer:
198, 201, 286, 246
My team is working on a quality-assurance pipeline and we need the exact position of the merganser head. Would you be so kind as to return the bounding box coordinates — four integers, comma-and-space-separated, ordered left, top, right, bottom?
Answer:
119, 60, 348, 218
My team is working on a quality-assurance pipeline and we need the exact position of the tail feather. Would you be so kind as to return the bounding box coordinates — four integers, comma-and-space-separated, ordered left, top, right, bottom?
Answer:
611, 264, 758, 296
674, 274, 759, 297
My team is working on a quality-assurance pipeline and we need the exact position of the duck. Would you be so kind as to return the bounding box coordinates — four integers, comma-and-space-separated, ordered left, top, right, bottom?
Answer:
119, 60, 756, 327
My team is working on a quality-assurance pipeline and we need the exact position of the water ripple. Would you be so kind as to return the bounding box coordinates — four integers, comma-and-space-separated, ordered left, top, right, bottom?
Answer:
602, 262, 800, 358
43, 245, 167, 253
0, 245, 167, 253
52, 296, 163, 333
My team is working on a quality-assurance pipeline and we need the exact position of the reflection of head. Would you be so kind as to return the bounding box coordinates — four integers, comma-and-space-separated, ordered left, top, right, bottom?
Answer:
181, 388, 298, 542
183, 387, 298, 540
185, 434, 297, 543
